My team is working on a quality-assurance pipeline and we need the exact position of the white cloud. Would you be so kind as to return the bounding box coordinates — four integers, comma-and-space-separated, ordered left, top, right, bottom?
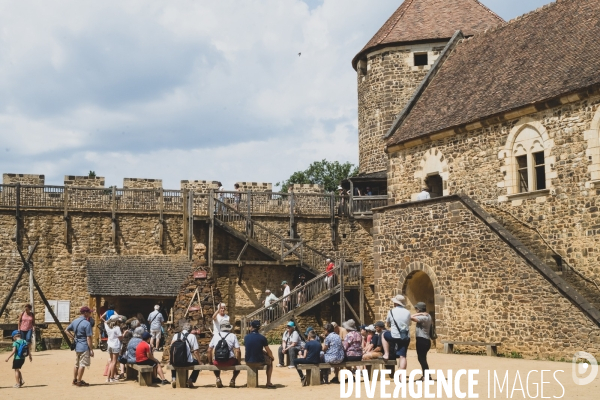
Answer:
0, 0, 551, 188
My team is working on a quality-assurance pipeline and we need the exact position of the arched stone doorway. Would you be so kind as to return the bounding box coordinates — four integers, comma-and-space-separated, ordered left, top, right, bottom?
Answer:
398, 262, 442, 346
402, 270, 435, 317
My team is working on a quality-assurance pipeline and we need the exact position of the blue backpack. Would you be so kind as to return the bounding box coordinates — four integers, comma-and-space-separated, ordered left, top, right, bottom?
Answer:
17, 340, 29, 358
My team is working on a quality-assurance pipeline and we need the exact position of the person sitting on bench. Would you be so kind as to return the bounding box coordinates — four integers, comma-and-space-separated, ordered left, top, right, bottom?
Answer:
244, 320, 276, 389
277, 321, 302, 368
362, 321, 385, 360
321, 323, 345, 384
293, 330, 321, 386
135, 332, 169, 385
208, 321, 241, 388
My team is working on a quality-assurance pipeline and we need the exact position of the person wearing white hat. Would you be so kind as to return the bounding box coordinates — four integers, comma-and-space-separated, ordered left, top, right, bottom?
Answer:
263, 289, 278, 323
382, 294, 411, 371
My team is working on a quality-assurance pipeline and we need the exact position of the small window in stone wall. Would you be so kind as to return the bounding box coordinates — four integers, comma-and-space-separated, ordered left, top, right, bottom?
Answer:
414, 53, 428, 66
517, 155, 529, 192
534, 151, 546, 190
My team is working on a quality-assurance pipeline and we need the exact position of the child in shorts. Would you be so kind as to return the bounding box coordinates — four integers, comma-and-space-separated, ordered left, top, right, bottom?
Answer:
5, 330, 32, 388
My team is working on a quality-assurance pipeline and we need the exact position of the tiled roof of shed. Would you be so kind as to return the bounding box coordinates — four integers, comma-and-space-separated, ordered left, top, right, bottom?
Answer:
386, 0, 600, 146
87, 255, 193, 297
352, 0, 503, 69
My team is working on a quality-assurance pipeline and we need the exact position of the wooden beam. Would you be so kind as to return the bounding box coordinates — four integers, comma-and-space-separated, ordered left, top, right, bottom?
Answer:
344, 297, 360, 325
213, 260, 298, 266
0, 242, 38, 318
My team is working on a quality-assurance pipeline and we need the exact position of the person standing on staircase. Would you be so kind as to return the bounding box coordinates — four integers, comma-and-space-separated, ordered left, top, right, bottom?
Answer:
281, 281, 291, 313
264, 290, 278, 323
325, 259, 335, 289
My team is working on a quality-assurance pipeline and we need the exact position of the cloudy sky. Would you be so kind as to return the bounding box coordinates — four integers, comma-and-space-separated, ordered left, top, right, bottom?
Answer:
0, 0, 550, 189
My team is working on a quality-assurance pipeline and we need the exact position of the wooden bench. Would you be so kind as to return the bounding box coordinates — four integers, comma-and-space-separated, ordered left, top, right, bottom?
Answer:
441, 341, 501, 357
125, 364, 154, 386
296, 360, 384, 386
167, 364, 267, 388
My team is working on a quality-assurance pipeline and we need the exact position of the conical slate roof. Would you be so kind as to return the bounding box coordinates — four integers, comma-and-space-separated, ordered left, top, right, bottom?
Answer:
352, 0, 504, 69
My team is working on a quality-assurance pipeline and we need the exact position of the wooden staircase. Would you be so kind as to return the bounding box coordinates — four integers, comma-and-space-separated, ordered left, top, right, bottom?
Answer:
241, 261, 363, 335
213, 198, 328, 276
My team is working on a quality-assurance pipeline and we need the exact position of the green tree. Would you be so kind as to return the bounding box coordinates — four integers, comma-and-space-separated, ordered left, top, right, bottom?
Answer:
276, 159, 358, 193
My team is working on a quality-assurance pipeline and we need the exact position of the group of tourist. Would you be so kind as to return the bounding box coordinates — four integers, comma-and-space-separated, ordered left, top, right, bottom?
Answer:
272, 294, 433, 385
5, 293, 432, 389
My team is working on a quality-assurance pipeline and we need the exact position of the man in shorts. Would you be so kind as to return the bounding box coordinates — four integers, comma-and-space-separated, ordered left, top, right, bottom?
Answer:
66, 306, 95, 387
243, 320, 275, 389
147, 305, 164, 351
5, 330, 32, 388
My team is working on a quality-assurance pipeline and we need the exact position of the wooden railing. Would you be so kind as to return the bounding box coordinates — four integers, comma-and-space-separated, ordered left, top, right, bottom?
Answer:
240, 261, 362, 335
351, 195, 388, 214
0, 184, 385, 218
241, 264, 341, 334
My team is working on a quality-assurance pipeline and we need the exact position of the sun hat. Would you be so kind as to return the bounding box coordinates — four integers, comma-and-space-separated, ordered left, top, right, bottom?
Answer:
374, 321, 385, 328
108, 314, 120, 321
251, 320, 261, 329
365, 324, 375, 332
11, 330, 20, 338
331, 322, 338, 328
220, 321, 233, 331
80, 306, 92, 313
142, 332, 151, 340
391, 294, 406, 306
415, 302, 427, 312
342, 319, 357, 331
286, 321, 295, 327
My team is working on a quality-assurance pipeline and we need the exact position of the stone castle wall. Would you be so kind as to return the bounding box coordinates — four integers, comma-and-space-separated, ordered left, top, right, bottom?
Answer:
357, 42, 447, 174
290, 184, 325, 194
387, 95, 600, 308
64, 175, 105, 187
123, 178, 163, 189
3, 174, 45, 185
373, 197, 600, 359
181, 180, 220, 192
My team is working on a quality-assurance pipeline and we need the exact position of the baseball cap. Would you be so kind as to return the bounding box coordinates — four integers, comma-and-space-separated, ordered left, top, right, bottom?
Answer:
80, 306, 92, 313
374, 321, 385, 328
251, 320, 261, 329
142, 332, 152, 340
281, 281, 287, 285
11, 330, 20, 338
286, 321, 295, 327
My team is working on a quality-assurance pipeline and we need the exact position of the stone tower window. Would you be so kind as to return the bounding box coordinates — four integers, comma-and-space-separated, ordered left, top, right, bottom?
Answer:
414, 53, 428, 66
534, 151, 546, 190
517, 155, 528, 192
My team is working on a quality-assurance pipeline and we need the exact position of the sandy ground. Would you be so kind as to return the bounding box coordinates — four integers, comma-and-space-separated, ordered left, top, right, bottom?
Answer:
0, 345, 597, 399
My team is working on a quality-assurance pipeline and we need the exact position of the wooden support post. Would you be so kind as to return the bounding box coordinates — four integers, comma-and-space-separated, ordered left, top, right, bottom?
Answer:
187, 191, 194, 260
158, 188, 164, 249
15, 183, 21, 245
289, 191, 295, 238
246, 190, 251, 236
246, 366, 259, 388
349, 181, 354, 217
359, 262, 364, 325
344, 297, 360, 325
208, 191, 214, 277
0, 242, 38, 318
182, 189, 188, 251
63, 186, 69, 245
16, 247, 72, 347
330, 193, 336, 243
339, 260, 345, 322
175, 368, 187, 388
93, 296, 101, 347
28, 246, 36, 351
111, 186, 117, 246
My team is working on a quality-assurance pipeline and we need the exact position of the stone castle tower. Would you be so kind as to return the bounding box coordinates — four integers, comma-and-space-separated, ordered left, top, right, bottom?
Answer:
353, 0, 504, 175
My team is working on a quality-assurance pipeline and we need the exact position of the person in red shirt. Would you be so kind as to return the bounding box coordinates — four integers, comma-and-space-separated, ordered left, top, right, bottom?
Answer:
325, 259, 335, 289
136, 332, 168, 385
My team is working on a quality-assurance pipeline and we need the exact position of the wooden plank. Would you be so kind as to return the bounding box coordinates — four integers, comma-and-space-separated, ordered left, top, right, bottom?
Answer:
441, 341, 501, 346
213, 260, 298, 266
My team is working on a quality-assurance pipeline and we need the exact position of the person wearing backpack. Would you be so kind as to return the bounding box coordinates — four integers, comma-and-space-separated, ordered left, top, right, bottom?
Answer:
382, 295, 411, 370
207, 321, 241, 388
5, 331, 32, 388
169, 322, 201, 388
